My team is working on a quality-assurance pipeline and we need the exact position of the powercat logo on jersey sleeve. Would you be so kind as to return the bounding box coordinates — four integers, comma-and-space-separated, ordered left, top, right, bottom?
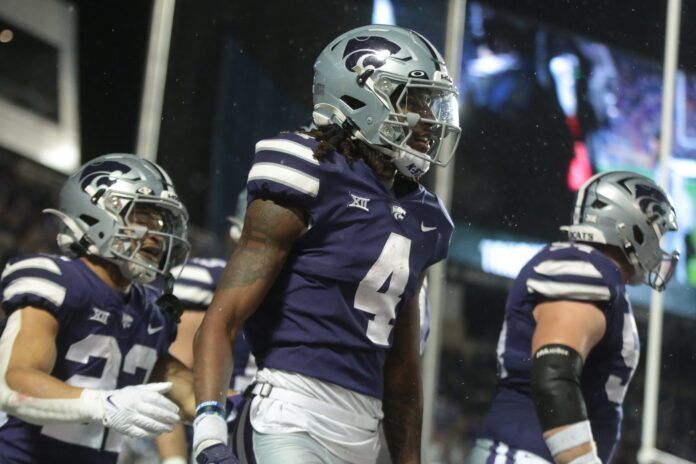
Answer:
121, 313, 134, 329
391, 204, 406, 221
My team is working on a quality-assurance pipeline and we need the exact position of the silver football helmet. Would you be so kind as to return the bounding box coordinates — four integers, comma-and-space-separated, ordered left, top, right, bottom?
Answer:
45, 153, 190, 284
561, 171, 679, 291
312, 25, 461, 179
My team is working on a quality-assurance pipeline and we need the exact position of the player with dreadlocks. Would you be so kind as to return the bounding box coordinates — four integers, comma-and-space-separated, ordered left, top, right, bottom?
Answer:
192, 25, 461, 464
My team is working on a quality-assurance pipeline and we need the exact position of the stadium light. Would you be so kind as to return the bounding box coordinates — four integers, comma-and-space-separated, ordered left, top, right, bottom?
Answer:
372, 0, 396, 25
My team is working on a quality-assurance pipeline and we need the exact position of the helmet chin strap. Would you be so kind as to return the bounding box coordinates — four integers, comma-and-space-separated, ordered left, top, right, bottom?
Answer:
312, 103, 430, 180
392, 150, 430, 179
156, 273, 183, 322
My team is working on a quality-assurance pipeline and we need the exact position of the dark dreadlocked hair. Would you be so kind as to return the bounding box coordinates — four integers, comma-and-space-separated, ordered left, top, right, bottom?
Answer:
302, 123, 396, 182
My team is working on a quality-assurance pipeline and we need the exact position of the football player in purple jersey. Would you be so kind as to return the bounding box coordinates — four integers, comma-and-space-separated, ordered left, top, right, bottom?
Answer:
468, 172, 679, 464
0, 154, 199, 464
192, 25, 460, 464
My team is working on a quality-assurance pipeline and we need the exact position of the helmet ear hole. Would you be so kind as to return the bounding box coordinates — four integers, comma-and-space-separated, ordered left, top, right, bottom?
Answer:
591, 199, 608, 209
340, 95, 366, 110
79, 214, 98, 226
633, 225, 644, 245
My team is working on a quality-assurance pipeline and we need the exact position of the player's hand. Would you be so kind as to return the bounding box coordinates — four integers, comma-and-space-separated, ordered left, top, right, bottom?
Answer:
195, 443, 240, 464
84, 382, 180, 438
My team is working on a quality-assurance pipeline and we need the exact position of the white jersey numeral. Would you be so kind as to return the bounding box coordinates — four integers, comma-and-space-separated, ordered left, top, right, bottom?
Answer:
41, 335, 159, 451
605, 312, 640, 404
354, 233, 411, 346
495, 319, 509, 379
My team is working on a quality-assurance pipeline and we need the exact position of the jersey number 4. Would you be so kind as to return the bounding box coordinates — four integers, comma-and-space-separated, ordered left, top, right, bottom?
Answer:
354, 232, 411, 346
41, 334, 158, 451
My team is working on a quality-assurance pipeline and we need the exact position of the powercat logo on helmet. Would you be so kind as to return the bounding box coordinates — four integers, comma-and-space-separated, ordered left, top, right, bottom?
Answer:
343, 36, 401, 72
79, 161, 134, 191
634, 183, 669, 219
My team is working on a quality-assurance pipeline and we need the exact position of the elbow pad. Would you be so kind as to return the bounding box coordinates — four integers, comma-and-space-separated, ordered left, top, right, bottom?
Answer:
531, 343, 587, 431
0, 311, 100, 425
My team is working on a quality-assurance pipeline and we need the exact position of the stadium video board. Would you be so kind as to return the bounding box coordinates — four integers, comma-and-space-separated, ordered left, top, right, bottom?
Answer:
450, 1, 696, 317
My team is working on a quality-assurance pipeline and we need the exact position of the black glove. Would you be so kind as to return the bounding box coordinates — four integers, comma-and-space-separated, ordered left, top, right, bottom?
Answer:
195, 443, 240, 464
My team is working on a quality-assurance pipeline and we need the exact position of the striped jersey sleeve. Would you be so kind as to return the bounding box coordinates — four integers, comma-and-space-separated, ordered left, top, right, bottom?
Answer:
523, 243, 618, 306
246, 133, 321, 211
171, 257, 226, 310
1, 255, 71, 321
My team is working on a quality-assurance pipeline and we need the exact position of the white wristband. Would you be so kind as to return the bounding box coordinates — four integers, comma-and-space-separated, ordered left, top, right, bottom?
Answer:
545, 420, 594, 456
568, 451, 602, 464
161, 458, 188, 464
193, 413, 228, 456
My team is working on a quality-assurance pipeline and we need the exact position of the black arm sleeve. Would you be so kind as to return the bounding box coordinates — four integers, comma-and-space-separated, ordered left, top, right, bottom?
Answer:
531, 344, 588, 431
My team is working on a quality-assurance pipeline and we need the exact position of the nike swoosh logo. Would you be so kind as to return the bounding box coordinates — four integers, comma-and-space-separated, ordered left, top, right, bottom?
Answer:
147, 324, 164, 335
421, 222, 437, 232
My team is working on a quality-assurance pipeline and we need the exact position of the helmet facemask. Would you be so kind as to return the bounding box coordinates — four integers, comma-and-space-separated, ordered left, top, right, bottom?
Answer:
646, 250, 680, 291
366, 73, 460, 178
620, 214, 679, 291
102, 191, 190, 284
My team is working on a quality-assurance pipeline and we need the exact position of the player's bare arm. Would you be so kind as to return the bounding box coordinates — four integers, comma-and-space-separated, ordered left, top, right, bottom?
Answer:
155, 423, 188, 463
0, 306, 179, 438
192, 198, 307, 459
531, 300, 607, 464
216, 199, 306, 288
194, 198, 307, 404
383, 272, 425, 464
2, 307, 78, 399
151, 353, 198, 422
192, 198, 306, 453
150, 352, 239, 424
168, 310, 205, 368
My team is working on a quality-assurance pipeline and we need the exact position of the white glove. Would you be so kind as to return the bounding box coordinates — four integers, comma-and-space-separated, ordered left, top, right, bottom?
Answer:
82, 382, 180, 438
193, 413, 229, 456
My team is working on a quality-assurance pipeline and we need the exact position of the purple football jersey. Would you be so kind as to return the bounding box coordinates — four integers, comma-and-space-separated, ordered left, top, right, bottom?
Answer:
172, 257, 256, 391
244, 131, 453, 399
0, 254, 178, 464
480, 242, 639, 462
